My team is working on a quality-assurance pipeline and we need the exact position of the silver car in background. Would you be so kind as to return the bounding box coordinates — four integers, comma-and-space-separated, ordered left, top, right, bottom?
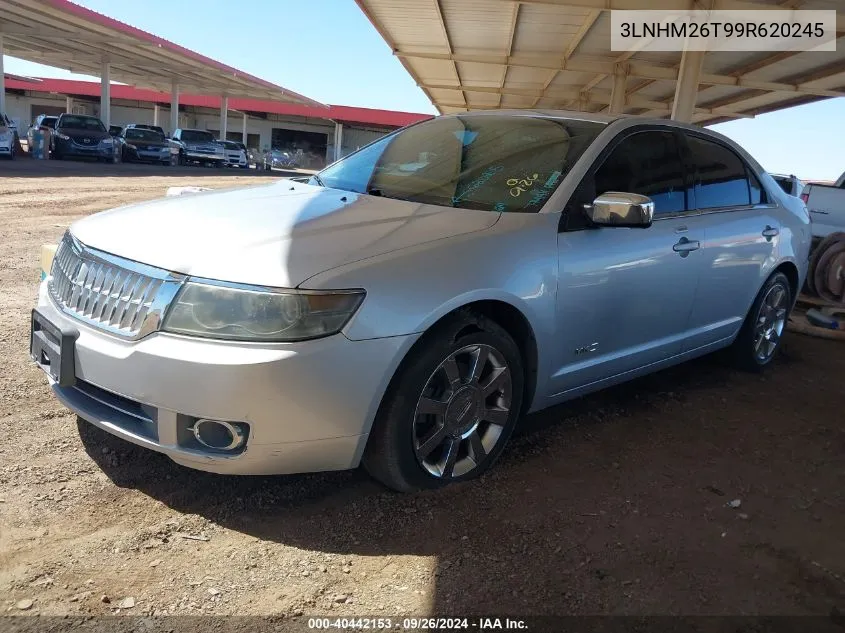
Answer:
31, 111, 811, 491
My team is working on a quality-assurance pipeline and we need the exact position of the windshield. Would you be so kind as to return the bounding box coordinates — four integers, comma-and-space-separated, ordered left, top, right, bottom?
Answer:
59, 115, 106, 132
315, 115, 605, 212
180, 130, 215, 143
125, 129, 165, 142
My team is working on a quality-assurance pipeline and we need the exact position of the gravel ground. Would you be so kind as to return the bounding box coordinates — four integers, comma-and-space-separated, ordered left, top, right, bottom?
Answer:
1, 160, 844, 621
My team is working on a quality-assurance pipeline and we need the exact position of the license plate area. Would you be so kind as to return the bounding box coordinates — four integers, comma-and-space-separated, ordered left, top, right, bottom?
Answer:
30, 308, 79, 387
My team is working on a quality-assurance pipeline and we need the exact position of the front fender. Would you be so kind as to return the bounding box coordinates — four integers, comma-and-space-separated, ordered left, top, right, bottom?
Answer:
301, 212, 561, 399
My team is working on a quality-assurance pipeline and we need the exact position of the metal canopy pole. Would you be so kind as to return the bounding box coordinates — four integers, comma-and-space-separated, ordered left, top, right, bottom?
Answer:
0, 36, 5, 115
241, 112, 247, 144
100, 62, 111, 127
609, 63, 627, 114
333, 122, 344, 162
220, 96, 228, 140
169, 81, 179, 136
671, 48, 705, 122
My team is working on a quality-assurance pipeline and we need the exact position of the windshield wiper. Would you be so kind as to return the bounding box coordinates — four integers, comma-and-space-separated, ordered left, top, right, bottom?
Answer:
311, 174, 325, 187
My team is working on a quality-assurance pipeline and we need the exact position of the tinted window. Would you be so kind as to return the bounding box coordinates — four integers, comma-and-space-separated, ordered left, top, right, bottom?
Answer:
593, 131, 688, 215
748, 169, 766, 204
180, 130, 215, 143
316, 115, 606, 213
688, 136, 750, 208
125, 129, 164, 142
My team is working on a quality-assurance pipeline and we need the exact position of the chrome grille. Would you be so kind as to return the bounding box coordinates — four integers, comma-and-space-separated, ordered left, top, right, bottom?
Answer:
48, 234, 185, 339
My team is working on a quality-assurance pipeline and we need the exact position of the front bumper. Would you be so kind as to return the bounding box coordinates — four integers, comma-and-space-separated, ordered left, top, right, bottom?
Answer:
124, 146, 171, 163
184, 150, 225, 162
35, 283, 416, 475
55, 138, 114, 157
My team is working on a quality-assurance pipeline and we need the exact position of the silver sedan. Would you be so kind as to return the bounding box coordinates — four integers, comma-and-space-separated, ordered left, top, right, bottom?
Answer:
31, 111, 811, 491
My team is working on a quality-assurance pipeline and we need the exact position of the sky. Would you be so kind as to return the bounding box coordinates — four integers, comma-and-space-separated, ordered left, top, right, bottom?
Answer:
3, 0, 843, 181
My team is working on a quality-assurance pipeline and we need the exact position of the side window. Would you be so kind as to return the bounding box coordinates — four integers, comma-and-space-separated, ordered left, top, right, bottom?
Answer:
747, 168, 766, 205
593, 131, 688, 215
687, 135, 751, 209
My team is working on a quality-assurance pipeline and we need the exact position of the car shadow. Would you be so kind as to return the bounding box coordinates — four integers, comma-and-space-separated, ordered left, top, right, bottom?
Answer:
76, 348, 798, 616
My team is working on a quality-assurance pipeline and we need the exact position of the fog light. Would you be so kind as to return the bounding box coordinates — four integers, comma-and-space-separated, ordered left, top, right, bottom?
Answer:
190, 419, 246, 451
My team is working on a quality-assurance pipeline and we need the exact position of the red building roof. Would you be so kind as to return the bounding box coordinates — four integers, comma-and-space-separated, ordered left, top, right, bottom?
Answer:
4, 77, 432, 129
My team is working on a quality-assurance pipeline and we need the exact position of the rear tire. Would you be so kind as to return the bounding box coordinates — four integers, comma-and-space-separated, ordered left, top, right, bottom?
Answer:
731, 271, 792, 372
363, 311, 524, 492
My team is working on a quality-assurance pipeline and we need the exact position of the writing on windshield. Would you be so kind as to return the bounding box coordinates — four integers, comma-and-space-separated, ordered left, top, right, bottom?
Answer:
316, 115, 605, 213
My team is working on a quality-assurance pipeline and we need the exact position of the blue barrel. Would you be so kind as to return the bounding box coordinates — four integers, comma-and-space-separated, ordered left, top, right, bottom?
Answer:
31, 129, 47, 159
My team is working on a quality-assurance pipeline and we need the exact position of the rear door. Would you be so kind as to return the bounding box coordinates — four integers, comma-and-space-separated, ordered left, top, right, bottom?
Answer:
680, 132, 782, 351
550, 128, 708, 395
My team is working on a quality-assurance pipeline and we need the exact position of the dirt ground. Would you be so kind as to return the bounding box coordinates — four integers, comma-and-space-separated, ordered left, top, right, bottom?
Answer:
1, 160, 844, 622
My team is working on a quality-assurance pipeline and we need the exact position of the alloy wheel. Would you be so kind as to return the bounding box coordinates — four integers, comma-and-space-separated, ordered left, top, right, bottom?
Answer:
754, 283, 788, 362
412, 344, 512, 479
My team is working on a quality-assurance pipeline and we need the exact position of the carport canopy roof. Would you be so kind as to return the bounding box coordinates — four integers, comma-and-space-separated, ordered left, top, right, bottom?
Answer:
0, 0, 324, 106
356, 0, 845, 125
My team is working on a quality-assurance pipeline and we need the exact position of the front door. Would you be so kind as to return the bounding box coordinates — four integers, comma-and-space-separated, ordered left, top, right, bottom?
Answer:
549, 129, 706, 396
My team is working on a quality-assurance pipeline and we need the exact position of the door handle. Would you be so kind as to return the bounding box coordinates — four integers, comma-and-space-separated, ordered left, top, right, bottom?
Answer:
762, 225, 779, 240
673, 237, 700, 255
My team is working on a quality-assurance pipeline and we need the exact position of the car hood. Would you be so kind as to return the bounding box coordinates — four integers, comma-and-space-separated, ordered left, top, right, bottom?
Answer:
69, 181, 500, 288
60, 128, 110, 141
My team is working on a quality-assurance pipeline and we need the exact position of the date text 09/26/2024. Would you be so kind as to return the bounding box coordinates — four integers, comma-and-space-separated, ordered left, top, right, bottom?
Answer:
307, 617, 528, 630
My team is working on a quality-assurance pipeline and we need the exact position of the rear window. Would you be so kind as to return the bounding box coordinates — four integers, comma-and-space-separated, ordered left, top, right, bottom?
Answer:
125, 129, 164, 142
180, 130, 215, 143
317, 115, 606, 213
59, 115, 106, 132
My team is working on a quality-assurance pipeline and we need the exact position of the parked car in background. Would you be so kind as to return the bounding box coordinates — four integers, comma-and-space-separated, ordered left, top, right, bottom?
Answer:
0, 113, 18, 159
216, 140, 249, 168
27, 114, 58, 151
117, 126, 172, 165
262, 148, 298, 170
170, 128, 225, 167
51, 114, 116, 162
801, 171, 845, 239
31, 112, 810, 492
771, 173, 806, 198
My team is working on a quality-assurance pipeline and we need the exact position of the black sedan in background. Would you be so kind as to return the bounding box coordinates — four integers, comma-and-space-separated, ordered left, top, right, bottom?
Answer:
51, 114, 116, 162
117, 127, 173, 165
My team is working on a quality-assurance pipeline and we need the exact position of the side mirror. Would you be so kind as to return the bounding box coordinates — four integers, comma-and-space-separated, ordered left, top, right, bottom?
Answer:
585, 192, 654, 228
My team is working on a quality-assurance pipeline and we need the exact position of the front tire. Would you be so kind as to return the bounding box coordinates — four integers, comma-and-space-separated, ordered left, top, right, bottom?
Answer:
364, 311, 524, 492
731, 271, 792, 371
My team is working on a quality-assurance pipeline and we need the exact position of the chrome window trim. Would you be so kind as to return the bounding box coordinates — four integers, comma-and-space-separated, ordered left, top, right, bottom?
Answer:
653, 202, 779, 222
48, 233, 186, 341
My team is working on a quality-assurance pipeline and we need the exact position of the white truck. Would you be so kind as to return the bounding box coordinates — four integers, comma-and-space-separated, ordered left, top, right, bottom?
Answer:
801, 171, 845, 239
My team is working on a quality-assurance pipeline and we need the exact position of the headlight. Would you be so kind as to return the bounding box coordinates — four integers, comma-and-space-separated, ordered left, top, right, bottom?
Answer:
56, 133, 70, 140
124, 143, 136, 150
101, 138, 113, 146
162, 281, 365, 342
